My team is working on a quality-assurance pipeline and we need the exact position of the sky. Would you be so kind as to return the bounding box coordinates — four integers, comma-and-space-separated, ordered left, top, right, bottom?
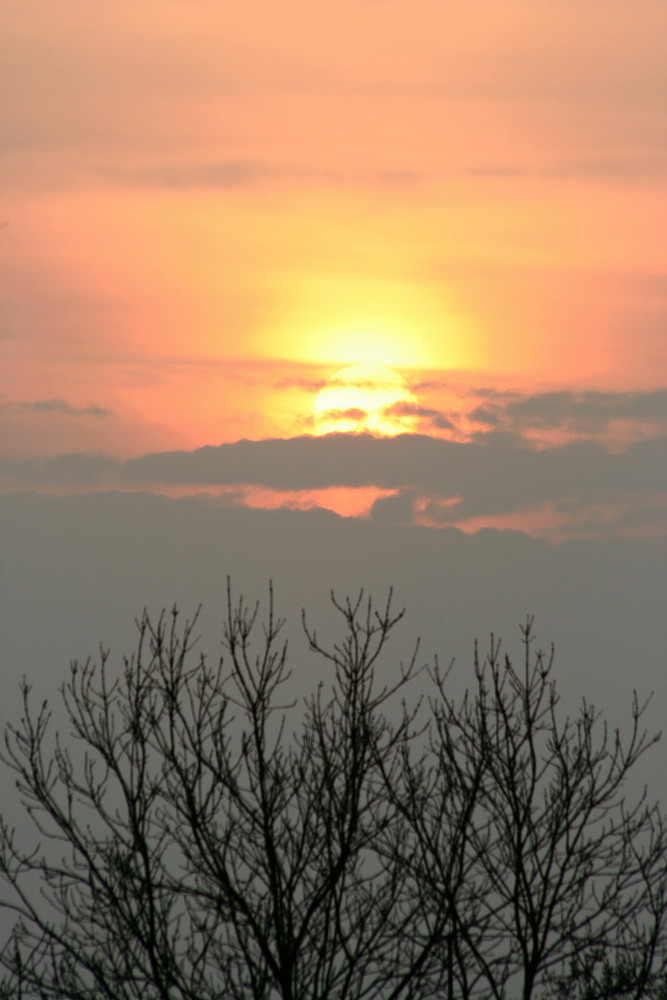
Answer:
1, 1, 666, 780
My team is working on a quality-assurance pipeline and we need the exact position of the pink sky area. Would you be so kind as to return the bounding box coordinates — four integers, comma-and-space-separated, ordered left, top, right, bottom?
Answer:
2, 0, 666, 538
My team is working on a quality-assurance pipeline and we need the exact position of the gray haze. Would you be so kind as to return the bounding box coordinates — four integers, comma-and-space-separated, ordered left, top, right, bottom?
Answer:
2, 490, 665, 731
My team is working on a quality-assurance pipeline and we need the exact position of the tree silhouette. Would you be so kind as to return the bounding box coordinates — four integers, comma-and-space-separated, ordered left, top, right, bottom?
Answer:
386, 619, 667, 999
0, 587, 665, 1000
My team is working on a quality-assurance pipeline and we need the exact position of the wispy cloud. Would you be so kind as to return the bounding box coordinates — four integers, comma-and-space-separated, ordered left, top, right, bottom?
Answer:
470, 389, 667, 435
384, 400, 457, 431
320, 408, 367, 422
98, 160, 281, 190
22, 399, 111, 418
90, 161, 428, 194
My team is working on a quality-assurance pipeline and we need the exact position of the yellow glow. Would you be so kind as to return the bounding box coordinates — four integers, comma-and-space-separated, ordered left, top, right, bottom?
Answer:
265, 271, 475, 370
317, 328, 417, 367
314, 363, 418, 436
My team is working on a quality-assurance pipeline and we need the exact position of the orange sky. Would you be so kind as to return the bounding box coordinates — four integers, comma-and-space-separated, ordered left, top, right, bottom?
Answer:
2, 0, 666, 459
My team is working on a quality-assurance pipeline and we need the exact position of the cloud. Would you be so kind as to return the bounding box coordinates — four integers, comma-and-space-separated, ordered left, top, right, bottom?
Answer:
464, 166, 525, 179
369, 488, 418, 525
0, 452, 118, 487
470, 389, 667, 435
384, 400, 457, 431
468, 429, 528, 448
275, 376, 328, 392
98, 160, 281, 191
4, 432, 660, 532
22, 398, 111, 418
547, 155, 667, 180
124, 431, 664, 497
409, 378, 461, 393
327, 371, 398, 391
373, 170, 423, 186
462, 156, 667, 182
124, 432, 667, 537
116, 435, 460, 490
320, 408, 367, 422
469, 406, 502, 427
2, 427, 665, 540
90, 161, 428, 194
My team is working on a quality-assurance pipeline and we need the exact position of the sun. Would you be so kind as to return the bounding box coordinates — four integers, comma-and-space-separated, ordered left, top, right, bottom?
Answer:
313, 363, 418, 436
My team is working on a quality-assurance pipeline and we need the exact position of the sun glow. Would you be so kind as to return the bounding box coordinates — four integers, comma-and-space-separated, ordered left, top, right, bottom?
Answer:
264, 270, 476, 371
313, 363, 418, 436
313, 326, 420, 368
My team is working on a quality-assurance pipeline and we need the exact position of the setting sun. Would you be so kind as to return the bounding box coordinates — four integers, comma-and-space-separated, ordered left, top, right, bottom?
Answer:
313, 363, 418, 436
259, 267, 478, 374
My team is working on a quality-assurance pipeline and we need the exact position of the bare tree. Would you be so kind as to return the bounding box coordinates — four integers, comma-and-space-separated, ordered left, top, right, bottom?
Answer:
388, 617, 667, 1000
0, 592, 665, 1000
0, 586, 424, 1000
